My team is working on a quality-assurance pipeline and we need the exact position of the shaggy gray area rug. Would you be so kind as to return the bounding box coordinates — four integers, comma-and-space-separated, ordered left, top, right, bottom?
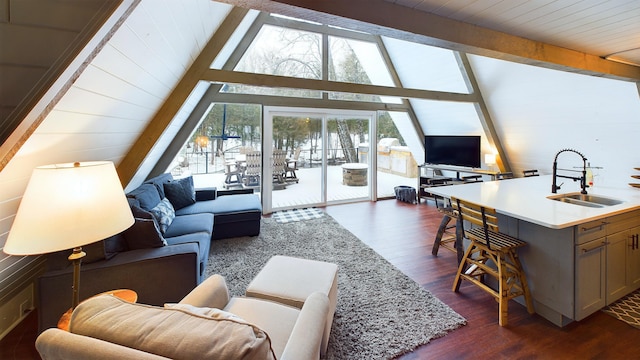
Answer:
206, 215, 466, 359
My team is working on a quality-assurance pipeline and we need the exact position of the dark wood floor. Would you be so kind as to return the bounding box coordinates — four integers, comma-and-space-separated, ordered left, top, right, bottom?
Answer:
2, 199, 638, 359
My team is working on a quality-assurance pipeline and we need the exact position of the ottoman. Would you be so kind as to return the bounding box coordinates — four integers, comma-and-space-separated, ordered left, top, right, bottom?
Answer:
246, 255, 338, 356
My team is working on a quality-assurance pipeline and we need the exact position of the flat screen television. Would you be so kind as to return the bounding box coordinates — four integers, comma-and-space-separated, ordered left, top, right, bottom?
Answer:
424, 135, 481, 168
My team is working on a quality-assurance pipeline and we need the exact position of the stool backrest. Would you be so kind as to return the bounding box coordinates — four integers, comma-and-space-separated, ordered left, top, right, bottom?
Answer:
451, 197, 499, 249
496, 172, 514, 180
522, 169, 539, 177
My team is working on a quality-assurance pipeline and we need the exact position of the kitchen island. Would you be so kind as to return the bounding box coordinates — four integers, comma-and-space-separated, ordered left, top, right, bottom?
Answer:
429, 175, 640, 326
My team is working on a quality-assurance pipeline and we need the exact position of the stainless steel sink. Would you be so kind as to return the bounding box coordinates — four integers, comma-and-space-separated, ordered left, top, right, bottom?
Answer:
547, 192, 624, 208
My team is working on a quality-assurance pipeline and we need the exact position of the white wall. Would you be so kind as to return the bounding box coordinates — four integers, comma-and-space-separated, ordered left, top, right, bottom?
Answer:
470, 55, 640, 188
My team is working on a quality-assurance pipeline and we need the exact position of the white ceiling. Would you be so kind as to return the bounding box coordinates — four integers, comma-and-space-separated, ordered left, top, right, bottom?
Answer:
383, 0, 640, 66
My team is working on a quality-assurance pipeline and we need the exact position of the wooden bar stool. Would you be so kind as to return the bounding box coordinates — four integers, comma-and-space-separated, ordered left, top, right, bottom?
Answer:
451, 196, 535, 326
461, 175, 483, 183
432, 194, 457, 256
522, 169, 539, 177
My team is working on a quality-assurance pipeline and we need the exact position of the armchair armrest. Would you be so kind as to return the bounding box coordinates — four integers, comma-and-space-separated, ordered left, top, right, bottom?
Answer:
36, 328, 168, 360
179, 274, 230, 309
280, 292, 330, 360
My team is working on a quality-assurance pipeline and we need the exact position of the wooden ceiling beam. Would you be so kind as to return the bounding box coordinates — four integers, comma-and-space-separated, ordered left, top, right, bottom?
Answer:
202, 68, 477, 103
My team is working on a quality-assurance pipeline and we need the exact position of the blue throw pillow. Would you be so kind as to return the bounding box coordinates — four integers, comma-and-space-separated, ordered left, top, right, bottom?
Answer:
149, 198, 175, 233
127, 183, 162, 211
163, 176, 196, 210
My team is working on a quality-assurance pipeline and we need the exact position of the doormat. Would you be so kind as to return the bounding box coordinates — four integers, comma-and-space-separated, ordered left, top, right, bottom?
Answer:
271, 207, 324, 223
602, 289, 640, 329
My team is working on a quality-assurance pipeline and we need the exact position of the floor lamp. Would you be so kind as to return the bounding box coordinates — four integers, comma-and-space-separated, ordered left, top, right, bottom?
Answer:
3, 161, 134, 310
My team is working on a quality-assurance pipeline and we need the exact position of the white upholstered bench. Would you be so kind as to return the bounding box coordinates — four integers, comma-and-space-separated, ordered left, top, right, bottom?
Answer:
246, 255, 338, 356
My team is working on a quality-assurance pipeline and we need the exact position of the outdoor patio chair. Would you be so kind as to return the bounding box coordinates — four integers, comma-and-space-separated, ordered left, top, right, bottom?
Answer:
243, 151, 261, 187
272, 149, 287, 184
285, 148, 301, 183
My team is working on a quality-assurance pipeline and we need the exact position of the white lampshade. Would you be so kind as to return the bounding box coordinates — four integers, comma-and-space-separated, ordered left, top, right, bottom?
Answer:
4, 161, 134, 255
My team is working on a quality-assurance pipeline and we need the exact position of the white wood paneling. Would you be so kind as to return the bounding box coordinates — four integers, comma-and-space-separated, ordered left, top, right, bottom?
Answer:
384, 0, 640, 65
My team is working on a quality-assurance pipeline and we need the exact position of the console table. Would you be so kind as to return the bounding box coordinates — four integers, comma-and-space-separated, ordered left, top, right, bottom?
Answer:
417, 164, 500, 203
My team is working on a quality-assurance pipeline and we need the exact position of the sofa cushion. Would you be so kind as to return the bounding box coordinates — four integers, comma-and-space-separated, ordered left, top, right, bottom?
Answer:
174, 194, 262, 223
163, 176, 196, 210
149, 198, 175, 233
70, 295, 276, 360
163, 213, 213, 239
164, 232, 210, 263
123, 218, 166, 250
127, 184, 162, 211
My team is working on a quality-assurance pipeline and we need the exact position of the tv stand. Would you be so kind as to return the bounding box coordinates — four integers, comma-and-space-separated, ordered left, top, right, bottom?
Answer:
417, 164, 500, 203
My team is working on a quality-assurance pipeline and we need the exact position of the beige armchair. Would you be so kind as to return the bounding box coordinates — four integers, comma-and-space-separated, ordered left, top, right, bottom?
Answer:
36, 275, 329, 360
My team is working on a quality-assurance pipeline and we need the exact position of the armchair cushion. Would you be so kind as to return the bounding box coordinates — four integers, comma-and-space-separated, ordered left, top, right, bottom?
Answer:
70, 295, 276, 360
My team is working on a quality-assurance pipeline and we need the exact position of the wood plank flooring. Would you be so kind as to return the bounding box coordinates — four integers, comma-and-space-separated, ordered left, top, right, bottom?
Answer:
325, 200, 640, 359
1, 199, 638, 359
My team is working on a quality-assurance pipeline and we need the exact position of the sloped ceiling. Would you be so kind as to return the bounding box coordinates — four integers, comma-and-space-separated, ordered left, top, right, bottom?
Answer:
383, 0, 640, 67
0, 0, 122, 152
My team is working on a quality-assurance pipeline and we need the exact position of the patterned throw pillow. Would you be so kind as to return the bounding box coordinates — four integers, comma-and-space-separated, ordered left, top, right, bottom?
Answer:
149, 198, 175, 233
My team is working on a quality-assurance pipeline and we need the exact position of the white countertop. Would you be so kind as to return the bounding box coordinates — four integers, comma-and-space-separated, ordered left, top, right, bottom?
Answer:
428, 175, 640, 229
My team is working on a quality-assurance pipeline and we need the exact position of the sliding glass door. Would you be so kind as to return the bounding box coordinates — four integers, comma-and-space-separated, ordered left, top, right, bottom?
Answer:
264, 107, 374, 213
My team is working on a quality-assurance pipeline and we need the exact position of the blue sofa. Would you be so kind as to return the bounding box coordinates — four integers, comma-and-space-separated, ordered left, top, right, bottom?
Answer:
37, 173, 262, 332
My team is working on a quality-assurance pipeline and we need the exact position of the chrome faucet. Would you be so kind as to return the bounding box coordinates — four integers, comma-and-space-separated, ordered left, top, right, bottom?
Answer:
552, 149, 588, 194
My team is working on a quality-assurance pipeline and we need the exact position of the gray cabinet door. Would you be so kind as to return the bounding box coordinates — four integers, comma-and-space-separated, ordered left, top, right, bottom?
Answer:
606, 230, 630, 304
626, 225, 640, 291
575, 237, 607, 321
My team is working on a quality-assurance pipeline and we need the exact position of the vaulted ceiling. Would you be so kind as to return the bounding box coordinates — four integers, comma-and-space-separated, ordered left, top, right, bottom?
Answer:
2, 0, 639, 181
